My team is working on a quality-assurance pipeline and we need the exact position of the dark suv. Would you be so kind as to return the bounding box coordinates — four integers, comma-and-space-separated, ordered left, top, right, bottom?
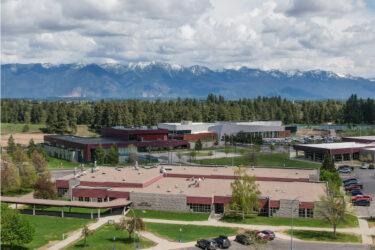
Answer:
196, 239, 217, 250
354, 199, 370, 207
213, 235, 231, 249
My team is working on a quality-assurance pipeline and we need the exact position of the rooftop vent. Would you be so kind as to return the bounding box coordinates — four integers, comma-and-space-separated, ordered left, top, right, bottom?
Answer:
91, 176, 96, 178
157, 184, 160, 188
180, 189, 184, 193
102, 172, 106, 174
167, 188, 171, 192
175, 184, 178, 188
122, 178, 126, 182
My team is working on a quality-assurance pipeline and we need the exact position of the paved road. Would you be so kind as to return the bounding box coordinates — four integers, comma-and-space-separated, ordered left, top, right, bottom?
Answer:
184, 238, 367, 250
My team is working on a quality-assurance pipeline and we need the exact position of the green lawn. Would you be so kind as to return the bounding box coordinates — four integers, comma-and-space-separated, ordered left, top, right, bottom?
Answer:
221, 214, 358, 228
1, 123, 46, 135
48, 157, 83, 169
145, 222, 239, 242
66, 224, 155, 250
21, 215, 90, 249
1, 188, 34, 197
195, 153, 320, 168
184, 152, 213, 157
285, 229, 362, 243
129, 209, 209, 221
23, 205, 109, 215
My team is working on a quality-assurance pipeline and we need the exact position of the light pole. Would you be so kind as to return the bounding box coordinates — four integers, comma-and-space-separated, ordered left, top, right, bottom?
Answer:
179, 228, 182, 242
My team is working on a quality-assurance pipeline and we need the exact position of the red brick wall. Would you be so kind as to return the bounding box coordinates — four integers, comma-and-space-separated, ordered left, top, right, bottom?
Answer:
269, 200, 280, 208
213, 196, 232, 205
137, 134, 167, 141
79, 181, 143, 188
186, 196, 213, 204
72, 188, 107, 198
56, 180, 69, 188
183, 133, 217, 142
143, 174, 164, 187
299, 202, 314, 209
107, 191, 130, 199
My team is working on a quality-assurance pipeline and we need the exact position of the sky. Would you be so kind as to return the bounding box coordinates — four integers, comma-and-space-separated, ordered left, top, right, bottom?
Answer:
2, 0, 375, 78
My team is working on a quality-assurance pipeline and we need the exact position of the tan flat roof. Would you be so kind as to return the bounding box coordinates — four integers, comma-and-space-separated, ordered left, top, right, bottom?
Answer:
59, 165, 318, 184
112, 177, 326, 202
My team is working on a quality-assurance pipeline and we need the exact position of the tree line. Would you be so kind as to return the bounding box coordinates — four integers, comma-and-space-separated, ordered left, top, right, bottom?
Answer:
1, 94, 374, 133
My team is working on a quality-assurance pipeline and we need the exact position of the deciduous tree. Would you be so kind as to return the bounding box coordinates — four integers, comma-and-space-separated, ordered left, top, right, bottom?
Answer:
33, 176, 57, 199
81, 225, 93, 248
106, 144, 119, 165
94, 144, 106, 164
115, 215, 145, 240
1, 154, 21, 194
321, 152, 336, 172
229, 167, 261, 220
1, 203, 35, 247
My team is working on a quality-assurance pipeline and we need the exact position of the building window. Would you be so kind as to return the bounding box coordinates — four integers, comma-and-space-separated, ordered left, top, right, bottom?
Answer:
188, 203, 211, 213
259, 208, 267, 215
270, 207, 279, 217
57, 188, 68, 197
299, 209, 305, 218
78, 197, 83, 201
98, 198, 102, 203
85, 197, 90, 202
306, 209, 314, 218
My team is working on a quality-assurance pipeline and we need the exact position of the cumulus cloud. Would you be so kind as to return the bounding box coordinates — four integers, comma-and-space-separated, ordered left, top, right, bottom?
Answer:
1, 0, 375, 77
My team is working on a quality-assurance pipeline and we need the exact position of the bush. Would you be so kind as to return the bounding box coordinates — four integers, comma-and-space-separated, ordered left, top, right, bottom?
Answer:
22, 124, 30, 132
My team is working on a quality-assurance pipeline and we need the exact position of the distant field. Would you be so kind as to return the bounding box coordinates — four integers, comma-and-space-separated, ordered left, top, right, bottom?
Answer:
1, 123, 46, 135
195, 153, 320, 168
75, 125, 99, 137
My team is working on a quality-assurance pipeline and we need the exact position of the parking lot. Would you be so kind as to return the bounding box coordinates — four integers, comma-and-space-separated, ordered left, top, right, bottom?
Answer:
185, 238, 367, 250
341, 167, 375, 217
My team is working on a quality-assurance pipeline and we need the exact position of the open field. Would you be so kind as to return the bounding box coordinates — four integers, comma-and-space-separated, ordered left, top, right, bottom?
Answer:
65, 224, 155, 250
145, 222, 239, 242
1, 131, 49, 147
2, 215, 91, 249
195, 153, 320, 168
285, 229, 362, 243
74, 125, 99, 137
221, 214, 359, 228
130, 209, 209, 221
1, 123, 46, 135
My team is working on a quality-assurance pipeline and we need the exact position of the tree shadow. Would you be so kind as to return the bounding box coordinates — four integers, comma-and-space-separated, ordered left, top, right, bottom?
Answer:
1, 244, 29, 250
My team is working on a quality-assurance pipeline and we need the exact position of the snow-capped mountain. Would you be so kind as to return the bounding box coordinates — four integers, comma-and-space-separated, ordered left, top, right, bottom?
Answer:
1, 62, 374, 99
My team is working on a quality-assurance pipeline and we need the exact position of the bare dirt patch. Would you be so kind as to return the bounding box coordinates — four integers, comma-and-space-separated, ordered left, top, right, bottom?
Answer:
1, 131, 50, 147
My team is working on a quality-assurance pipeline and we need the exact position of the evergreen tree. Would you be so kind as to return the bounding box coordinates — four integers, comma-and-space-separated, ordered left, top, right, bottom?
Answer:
27, 138, 36, 156
46, 104, 58, 132
321, 152, 336, 172
106, 144, 119, 165
94, 144, 106, 164
195, 139, 203, 151
7, 135, 16, 155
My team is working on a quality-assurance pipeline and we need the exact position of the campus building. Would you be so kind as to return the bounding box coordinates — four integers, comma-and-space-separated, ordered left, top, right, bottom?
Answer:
55, 164, 326, 219
44, 126, 189, 162
293, 136, 375, 162
158, 120, 288, 141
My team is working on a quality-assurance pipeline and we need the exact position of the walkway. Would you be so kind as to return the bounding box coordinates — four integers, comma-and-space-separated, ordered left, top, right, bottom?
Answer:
358, 217, 373, 244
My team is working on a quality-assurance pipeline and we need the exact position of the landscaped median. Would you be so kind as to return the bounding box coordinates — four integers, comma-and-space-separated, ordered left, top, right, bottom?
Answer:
129, 209, 209, 221
284, 229, 362, 243
65, 224, 156, 250
145, 222, 239, 242
221, 214, 359, 228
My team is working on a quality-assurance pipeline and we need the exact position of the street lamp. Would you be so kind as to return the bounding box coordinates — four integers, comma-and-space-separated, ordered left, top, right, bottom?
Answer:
179, 228, 182, 242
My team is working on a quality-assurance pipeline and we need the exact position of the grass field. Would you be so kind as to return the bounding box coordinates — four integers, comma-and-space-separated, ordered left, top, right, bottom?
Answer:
1, 123, 46, 135
130, 209, 209, 221
184, 152, 213, 157
195, 153, 320, 168
23, 205, 109, 215
48, 157, 83, 169
221, 214, 359, 228
285, 229, 362, 243
66, 224, 155, 250
1, 187, 33, 197
20, 215, 90, 249
74, 125, 99, 137
145, 222, 239, 242
368, 218, 375, 228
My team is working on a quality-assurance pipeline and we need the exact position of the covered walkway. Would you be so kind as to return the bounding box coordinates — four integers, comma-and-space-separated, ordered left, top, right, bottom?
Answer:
0, 196, 132, 219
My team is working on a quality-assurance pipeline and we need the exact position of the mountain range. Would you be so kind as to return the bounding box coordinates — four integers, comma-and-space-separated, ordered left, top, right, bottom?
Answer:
2, 62, 375, 99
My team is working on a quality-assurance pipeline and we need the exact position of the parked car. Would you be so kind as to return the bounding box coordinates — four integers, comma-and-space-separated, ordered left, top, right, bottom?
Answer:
213, 235, 231, 249
235, 234, 251, 245
350, 190, 363, 196
339, 168, 352, 174
344, 180, 359, 186
345, 183, 363, 189
196, 239, 217, 250
343, 178, 357, 184
256, 230, 275, 241
354, 199, 371, 206
352, 195, 372, 202
361, 164, 367, 169
339, 165, 354, 171
345, 185, 361, 191
369, 164, 375, 169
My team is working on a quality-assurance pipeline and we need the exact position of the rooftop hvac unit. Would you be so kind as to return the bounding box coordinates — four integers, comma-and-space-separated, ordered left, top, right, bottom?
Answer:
175, 184, 179, 188
167, 188, 171, 192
